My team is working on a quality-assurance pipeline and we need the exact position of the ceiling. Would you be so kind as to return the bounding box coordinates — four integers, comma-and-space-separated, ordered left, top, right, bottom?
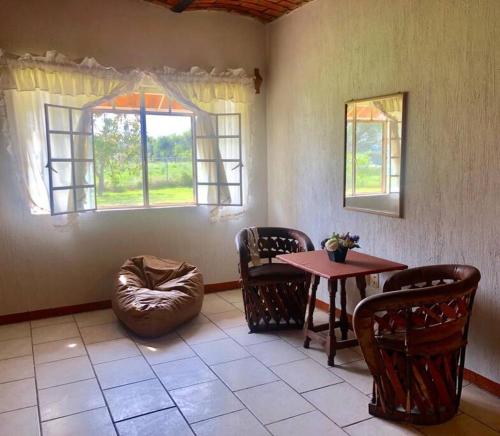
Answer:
146, 0, 312, 23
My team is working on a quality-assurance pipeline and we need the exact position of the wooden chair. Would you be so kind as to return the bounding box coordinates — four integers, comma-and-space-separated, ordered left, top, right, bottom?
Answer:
235, 227, 314, 331
353, 265, 480, 425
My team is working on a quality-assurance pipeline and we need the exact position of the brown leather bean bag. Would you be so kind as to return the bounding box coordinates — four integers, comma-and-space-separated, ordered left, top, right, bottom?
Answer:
113, 255, 204, 337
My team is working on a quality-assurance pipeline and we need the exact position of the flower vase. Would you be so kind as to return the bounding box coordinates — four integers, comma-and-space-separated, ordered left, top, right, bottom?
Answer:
327, 247, 348, 263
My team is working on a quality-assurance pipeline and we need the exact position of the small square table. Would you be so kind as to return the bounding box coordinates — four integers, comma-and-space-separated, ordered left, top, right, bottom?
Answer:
277, 249, 407, 366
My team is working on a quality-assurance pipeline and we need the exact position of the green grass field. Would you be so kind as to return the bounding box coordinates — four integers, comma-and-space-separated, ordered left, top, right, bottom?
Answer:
97, 186, 194, 208
97, 161, 194, 208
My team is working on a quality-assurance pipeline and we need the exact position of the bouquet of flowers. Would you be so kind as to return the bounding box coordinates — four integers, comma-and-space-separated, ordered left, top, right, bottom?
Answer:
322, 232, 360, 263
324, 232, 360, 252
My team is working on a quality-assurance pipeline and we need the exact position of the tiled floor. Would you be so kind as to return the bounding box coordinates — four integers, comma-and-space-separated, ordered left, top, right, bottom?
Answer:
0, 291, 498, 436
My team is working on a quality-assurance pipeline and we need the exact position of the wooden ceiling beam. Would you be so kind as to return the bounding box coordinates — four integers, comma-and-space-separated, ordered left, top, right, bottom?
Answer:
171, 0, 195, 13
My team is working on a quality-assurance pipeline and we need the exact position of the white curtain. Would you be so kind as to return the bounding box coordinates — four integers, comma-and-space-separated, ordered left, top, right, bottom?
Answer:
151, 67, 254, 221
0, 50, 254, 221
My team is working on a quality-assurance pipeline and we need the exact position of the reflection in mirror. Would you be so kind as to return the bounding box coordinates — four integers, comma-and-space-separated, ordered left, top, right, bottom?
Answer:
344, 93, 405, 217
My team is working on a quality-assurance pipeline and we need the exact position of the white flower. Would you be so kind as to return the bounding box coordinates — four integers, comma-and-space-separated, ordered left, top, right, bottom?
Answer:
325, 239, 339, 252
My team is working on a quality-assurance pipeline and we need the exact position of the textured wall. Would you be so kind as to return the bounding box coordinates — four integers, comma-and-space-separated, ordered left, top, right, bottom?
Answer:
0, 0, 267, 314
267, 0, 499, 381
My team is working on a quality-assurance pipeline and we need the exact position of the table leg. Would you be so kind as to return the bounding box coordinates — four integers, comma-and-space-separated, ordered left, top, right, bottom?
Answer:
356, 275, 367, 299
327, 278, 337, 366
304, 274, 320, 348
339, 278, 349, 340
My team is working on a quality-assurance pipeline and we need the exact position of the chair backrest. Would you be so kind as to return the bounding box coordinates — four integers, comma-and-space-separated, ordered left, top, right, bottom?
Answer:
235, 227, 314, 280
353, 264, 480, 420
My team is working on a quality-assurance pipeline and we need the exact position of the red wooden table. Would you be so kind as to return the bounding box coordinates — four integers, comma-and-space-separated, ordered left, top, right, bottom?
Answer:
277, 249, 407, 366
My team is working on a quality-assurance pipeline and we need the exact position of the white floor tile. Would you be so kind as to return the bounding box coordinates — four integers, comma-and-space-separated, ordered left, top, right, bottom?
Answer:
80, 321, 127, 345
416, 413, 498, 436
271, 358, 342, 393
301, 343, 362, 367
33, 337, 86, 364
177, 322, 227, 345
247, 339, 308, 367
135, 333, 195, 365
0, 406, 40, 436
104, 379, 174, 422
206, 309, 247, 329
460, 383, 500, 431
192, 409, 269, 436
0, 355, 34, 383
94, 356, 155, 389
278, 329, 307, 347
31, 315, 75, 328
154, 356, 217, 390
267, 410, 344, 436
225, 325, 279, 346
201, 295, 235, 315
0, 378, 37, 413
216, 289, 243, 304
232, 301, 246, 312
74, 309, 117, 328
192, 338, 249, 365
211, 357, 278, 391
31, 322, 80, 344
303, 382, 371, 427
0, 337, 32, 360
87, 338, 139, 364
329, 359, 373, 394
0, 322, 30, 341
344, 417, 421, 435
39, 378, 105, 421
35, 355, 94, 389
170, 379, 244, 423
115, 408, 193, 436
41, 407, 116, 436
236, 381, 315, 425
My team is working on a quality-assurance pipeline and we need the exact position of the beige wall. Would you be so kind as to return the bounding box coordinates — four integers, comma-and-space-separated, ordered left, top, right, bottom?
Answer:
0, 0, 267, 314
267, 0, 499, 382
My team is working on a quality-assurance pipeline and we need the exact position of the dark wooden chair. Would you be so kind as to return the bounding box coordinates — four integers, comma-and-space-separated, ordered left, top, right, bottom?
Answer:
353, 265, 480, 425
235, 227, 314, 332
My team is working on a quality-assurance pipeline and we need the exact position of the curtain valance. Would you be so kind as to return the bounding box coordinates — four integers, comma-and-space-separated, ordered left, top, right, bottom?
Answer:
0, 50, 255, 103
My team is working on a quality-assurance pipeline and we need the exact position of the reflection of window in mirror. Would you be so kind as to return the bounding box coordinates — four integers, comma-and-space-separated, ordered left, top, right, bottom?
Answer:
344, 93, 406, 217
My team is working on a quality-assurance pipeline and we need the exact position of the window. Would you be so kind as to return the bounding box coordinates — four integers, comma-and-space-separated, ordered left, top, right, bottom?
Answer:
45, 91, 242, 215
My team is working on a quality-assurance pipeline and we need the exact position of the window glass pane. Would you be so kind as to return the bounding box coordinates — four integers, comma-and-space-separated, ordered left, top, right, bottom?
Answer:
73, 135, 93, 159
195, 138, 217, 159
72, 109, 92, 133
53, 189, 74, 214
222, 162, 241, 184
217, 114, 239, 136
50, 134, 72, 159
220, 185, 241, 205
74, 162, 94, 186
390, 176, 400, 193
196, 115, 216, 136
197, 184, 218, 205
219, 138, 240, 160
47, 106, 70, 132
146, 114, 194, 206
196, 162, 217, 184
51, 161, 73, 188
93, 112, 144, 209
345, 120, 353, 196
354, 121, 383, 194
75, 187, 96, 210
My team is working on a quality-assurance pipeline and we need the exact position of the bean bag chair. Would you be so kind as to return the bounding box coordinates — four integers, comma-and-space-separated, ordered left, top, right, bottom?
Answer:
113, 255, 204, 337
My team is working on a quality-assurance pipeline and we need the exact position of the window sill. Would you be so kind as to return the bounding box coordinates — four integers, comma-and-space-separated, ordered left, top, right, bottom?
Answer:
95, 203, 198, 213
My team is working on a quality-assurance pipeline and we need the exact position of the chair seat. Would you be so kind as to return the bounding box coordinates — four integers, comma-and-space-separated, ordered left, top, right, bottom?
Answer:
247, 263, 307, 283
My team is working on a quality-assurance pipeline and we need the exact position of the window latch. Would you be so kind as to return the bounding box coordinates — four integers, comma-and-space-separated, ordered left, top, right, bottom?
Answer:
45, 163, 58, 173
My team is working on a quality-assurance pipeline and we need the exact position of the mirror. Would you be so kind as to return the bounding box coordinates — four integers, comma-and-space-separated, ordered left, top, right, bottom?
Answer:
343, 93, 406, 217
